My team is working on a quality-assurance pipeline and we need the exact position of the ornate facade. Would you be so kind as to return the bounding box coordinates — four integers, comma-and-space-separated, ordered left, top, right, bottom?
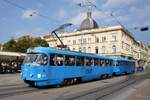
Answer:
42, 12, 150, 68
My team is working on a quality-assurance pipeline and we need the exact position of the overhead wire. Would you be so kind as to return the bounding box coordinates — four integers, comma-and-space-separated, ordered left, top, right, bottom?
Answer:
2, 0, 52, 20
86, 0, 150, 31
2, 0, 150, 32
86, 0, 124, 27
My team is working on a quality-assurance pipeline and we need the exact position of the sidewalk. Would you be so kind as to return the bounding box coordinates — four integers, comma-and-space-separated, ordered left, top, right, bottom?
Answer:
125, 79, 150, 100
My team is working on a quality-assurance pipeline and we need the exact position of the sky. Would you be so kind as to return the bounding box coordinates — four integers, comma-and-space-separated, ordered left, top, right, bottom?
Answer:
0, 0, 150, 44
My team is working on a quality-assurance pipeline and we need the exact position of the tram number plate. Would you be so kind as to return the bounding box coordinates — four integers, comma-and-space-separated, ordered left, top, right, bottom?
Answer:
85, 69, 92, 74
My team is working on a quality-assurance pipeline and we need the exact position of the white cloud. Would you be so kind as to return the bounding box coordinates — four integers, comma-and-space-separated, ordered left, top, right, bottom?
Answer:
15, 27, 49, 39
71, 0, 97, 4
66, 10, 113, 27
57, 9, 68, 20
67, 12, 86, 27
22, 9, 38, 19
14, 32, 29, 38
66, 0, 97, 5
130, 5, 150, 19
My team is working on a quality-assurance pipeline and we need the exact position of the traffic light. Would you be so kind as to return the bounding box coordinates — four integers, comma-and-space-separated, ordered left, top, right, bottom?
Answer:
140, 26, 149, 31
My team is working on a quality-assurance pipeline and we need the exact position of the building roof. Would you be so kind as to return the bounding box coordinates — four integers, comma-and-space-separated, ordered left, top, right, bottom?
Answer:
79, 12, 99, 31
0, 51, 26, 57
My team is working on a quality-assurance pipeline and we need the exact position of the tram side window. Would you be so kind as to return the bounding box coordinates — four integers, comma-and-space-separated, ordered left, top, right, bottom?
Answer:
132, 62, 135, 66
115, 61, 119, 66
76, 57, 84, 66
120, 61, 123, 66
100, 59, 105, 66
118, 61, 122, 66
65, 55, 75, 66
50, 54, 56, 66
121, 61, 126, 66
113, 61, 117, 66
126, 61, 129, 66
56, 54, 64, 66
109, 60, 113, 66
50, 54, 64, 66
91, 59, 94, 66
85, 58, 90, 66
94, 58, 99, 66
126, 62, 129, 66
105, 60, 112, 66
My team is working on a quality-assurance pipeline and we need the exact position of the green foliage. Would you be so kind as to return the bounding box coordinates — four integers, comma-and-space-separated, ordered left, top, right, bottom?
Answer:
2, 36, 49, 53
3, 38, 16, 52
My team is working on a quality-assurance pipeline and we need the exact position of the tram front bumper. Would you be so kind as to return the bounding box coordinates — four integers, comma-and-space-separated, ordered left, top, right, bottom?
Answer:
21, 73, 48, 81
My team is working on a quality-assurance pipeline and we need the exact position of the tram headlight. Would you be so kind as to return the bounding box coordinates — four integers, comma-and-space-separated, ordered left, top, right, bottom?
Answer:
30, 74, 33, 77
42, 74, 46, 78
37, 74, 46, 78
37, 74, 42, 78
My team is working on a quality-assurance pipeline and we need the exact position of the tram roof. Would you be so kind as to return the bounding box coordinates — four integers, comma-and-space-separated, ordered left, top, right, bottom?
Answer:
28, 47, 109, 59
109, 57, 134, 62
0, 51, 26, 57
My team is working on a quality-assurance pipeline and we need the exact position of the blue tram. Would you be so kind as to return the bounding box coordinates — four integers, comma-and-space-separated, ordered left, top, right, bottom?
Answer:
111, 57, 135, 75
21, 47, 114, 86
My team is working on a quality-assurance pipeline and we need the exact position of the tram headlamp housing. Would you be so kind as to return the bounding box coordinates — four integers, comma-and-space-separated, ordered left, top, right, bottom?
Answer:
37, 74, 42, 78
37, 74, 46, 78
30, 74, 33, 77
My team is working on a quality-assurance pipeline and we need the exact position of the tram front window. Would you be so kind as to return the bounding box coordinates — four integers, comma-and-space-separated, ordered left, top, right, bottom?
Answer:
23, 53, 48, 66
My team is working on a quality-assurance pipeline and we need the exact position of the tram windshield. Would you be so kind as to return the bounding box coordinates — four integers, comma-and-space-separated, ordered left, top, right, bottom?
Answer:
23, 53, 48, 66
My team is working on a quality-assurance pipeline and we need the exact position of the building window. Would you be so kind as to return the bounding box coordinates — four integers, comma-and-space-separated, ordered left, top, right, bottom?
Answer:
112, 36, 117, 41
112, 45, 116, 53
95, 46, 98, 54
88, 38, 91, 43
73, 40, 76, 45
67, 40, 71, 43
83, 47, 86, 52
102, 37, 106, 42
88, 47, 91, 53
95, 37, 99, 43
102, 46, 105, 53
78, 39, 82, 44
67, 47, 70, 50
79, 47, 81, 52
83, 38, 86, 44
73, 48, 75, 51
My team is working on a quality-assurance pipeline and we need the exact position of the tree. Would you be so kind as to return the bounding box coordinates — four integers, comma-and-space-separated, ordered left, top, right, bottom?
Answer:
3, 36, 49, 53
33, 38, 49, 47
2, 38, 16, 52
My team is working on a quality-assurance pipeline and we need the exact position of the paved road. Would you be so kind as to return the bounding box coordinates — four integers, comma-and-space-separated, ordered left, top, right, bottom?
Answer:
0, 73, 25, 86
0, 71, 149, 100
0, 74, 127, 100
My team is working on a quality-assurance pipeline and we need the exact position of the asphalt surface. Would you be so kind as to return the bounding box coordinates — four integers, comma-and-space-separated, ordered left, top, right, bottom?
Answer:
0, 71, 150, 100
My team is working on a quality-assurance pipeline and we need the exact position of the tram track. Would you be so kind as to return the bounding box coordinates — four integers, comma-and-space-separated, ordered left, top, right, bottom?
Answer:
0, 83, 25, 88
0, 71, 149, 99
0, 84, 29, 92
57, 72, 150, 100
0, 86, 38, 99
